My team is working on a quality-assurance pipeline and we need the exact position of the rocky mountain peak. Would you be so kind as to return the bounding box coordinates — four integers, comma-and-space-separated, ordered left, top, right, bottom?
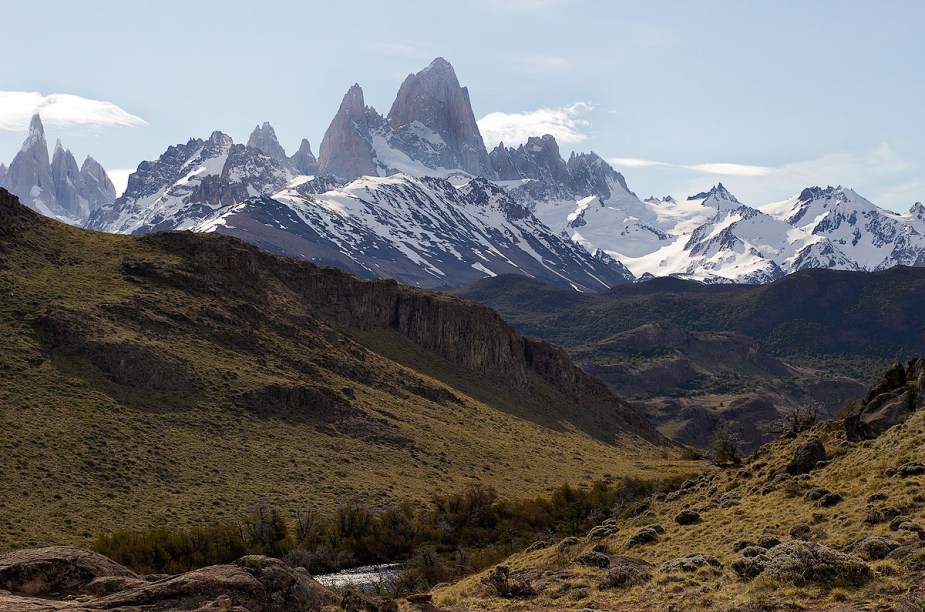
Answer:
246, 122, 288, 164
208, 131, 233, 147
50, 140, 81, 217
289, 138, 319, 175
0, 163, 7, 188
24, 114, 45, 149
910, 201, 925, 218
386, 58, 492, 177
317, 84, 378, 180
79, 155, 117, 212
566, 151, 632, 199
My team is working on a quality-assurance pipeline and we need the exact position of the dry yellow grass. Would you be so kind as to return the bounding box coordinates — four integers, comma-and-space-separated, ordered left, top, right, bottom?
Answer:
432, 406, 925, 610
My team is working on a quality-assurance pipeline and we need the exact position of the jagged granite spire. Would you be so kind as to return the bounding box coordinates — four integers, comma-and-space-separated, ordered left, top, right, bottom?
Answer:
0, 162, 7, 189
79, 155, 117, 212
50, 139, 82, 218
247, 122, 289, 165
289, 138, 319, 175
6, 114, 55, 214
318, 84, 378, 180
489, 134, 568, 184
386, 57, 492, 176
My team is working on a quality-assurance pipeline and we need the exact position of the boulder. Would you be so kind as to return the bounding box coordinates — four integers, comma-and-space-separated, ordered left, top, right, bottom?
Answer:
90, 555, 339, 611
855, 536, 901, 560
556, 537, 579, 554
674, 510, 701, 525
845, 389, 914, 441
757, 535, 782, 549
897, 461, 925, 476
789, 522, 812, 540
786, 437, 827, 475
0, 546, 137, 596
627, 527, 658, 547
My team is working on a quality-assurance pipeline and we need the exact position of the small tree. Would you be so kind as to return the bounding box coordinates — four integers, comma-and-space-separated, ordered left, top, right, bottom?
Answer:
709, 427, 741, 466
764, 402, 819, 439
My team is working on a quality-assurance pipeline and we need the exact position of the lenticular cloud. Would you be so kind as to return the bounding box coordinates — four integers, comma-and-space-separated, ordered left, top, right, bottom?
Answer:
0, 91, 147, 131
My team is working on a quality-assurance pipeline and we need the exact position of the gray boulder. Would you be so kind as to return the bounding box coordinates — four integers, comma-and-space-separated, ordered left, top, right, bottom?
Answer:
0, 546, 137, 596
660, 554, 722, 573
786, 436, 826, 475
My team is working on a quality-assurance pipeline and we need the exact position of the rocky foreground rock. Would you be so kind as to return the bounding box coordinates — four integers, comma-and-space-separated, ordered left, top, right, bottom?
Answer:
0, 546, 390, 611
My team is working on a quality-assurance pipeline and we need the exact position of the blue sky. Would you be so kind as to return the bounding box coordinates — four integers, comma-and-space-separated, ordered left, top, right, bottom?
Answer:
1, 0, 922, 210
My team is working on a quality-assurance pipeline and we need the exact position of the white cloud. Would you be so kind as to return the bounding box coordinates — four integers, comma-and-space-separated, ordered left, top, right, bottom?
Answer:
107, 168, 135, 198
478, 102, 592, 147
683, 162, 774, 177
607, 157, 671, 168
0, 92, 147, 131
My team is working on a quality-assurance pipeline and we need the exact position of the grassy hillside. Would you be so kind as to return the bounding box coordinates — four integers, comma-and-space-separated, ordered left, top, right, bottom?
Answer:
434, 360, 925, 610
0, 189, 689, 552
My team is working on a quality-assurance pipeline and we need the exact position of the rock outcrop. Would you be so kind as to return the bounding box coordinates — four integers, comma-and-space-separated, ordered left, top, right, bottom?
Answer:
247, 122, 290, 167
0, 547, 346, 611
786, 436, 826, 475
845, 358, 924, 440
6, 114, 55, 215
78, 156, 117, 213
0, 546, 137, 596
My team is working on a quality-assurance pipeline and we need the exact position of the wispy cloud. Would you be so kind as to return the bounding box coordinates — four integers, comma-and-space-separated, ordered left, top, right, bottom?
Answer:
0, 92, 147, 131
684, 163, 774, 177
608, 157, 672, 169
609, 144, 918, 211
478, 102, 592, 147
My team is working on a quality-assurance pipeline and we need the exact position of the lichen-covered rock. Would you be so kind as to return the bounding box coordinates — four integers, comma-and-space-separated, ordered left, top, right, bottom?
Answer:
575, 551, 611, 569
818, 492, 843, 507
757, 535, 782, 549
556, 537, 580, 554
660, 554, 722, 573
739, 546, 768, 558
733, 541, 871, 586
790, 522, 812, 540
845, 361, 916, 441
855, 536, 901, 560
733, 540, 756, 552
587, 525, 617, 540
525, 540, 553, 553
598, 557, 652, 590
0, 546, 137, 596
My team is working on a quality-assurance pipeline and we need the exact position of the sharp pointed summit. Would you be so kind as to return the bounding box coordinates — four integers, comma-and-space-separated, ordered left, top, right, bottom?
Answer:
317, 84, 379, 180
289, 138, 319, 175
386, 58, 492, 177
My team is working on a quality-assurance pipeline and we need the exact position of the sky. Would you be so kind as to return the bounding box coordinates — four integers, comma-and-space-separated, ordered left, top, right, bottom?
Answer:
1, 0, 923, 211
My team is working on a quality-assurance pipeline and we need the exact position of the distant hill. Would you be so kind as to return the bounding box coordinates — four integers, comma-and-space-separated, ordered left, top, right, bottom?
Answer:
0, 188, 679, 552
455, 270, 925, 448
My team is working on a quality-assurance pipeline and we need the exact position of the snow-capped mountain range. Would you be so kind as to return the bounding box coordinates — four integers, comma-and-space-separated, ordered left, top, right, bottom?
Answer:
3, 57, 924, 289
